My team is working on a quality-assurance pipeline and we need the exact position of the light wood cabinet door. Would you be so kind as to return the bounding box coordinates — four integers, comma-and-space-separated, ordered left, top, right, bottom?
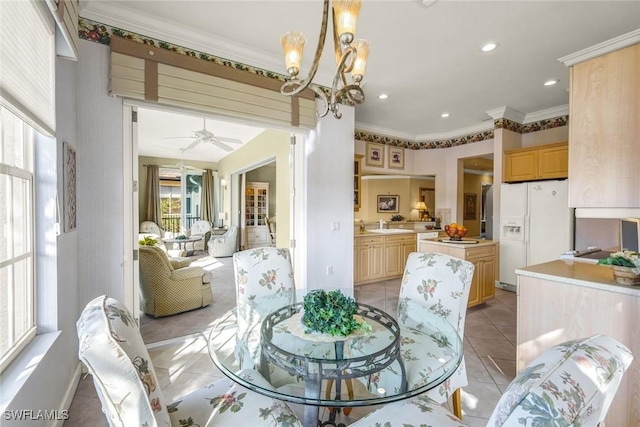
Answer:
402, 242, 417, 268
504, 149, 538, 182
370, 244, 384, 280
480, 257, 497, 302
538, 144, 568, 179
569, 43, 640, 208
355, 244, 373, 283
384, 242, 403, 276
467, 258, 482, 307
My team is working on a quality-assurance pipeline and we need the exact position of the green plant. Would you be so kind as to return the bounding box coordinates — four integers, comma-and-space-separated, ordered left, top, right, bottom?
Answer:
302, 290, 363, 336
598, 251, 640, 274
390, 214, 403, 221
138, 236, 158, 246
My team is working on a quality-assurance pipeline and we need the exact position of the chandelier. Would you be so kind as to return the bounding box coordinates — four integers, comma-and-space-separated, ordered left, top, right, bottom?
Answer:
280, 0, 370, 119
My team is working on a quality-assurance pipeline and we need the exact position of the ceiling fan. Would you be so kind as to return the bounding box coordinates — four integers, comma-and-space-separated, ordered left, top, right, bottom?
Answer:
164, 119, 243, 152
160, 149, 202, 172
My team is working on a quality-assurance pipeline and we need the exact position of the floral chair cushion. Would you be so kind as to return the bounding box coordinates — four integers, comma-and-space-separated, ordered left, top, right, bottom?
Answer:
78, 296, 302, 427
487, 334, 633, 427
77, 295, 172, 426
233, 248, 296, 368
351, 252, 474, 402
349, 394, 467, 427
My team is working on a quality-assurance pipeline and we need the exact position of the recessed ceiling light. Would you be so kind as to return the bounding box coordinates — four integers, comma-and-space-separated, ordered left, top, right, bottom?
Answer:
544, 79, 559, 86
481, 42, 498, 52
441, 112, 450, 118
378, 94, 389, 100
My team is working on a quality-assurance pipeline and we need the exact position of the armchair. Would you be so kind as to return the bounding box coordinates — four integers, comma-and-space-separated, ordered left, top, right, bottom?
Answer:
187, 220, 212, 251
139, 245, 212, 317
208, 225, 239, 258
77, 295, 302, 427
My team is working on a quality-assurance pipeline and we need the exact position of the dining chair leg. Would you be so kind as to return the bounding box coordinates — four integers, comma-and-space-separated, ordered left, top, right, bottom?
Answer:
452, 387, 462, 419
325, 378, 354, 415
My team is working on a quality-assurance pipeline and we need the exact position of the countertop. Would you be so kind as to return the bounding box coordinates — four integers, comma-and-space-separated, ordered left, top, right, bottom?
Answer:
355, 229, 418, 237
515, 259, 640, 297
417, 238, 498, 248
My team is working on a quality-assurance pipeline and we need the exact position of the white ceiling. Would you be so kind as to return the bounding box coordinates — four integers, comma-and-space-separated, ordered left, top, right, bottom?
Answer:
137, 107, 265, 162
82, 0, 640, 159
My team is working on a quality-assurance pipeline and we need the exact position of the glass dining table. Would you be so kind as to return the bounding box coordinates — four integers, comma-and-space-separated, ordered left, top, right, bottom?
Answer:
208, 301, 462, 427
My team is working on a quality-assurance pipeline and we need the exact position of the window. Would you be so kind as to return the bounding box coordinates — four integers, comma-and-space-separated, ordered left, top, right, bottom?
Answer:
159, 168, 202, 233
0, 106, 35, 371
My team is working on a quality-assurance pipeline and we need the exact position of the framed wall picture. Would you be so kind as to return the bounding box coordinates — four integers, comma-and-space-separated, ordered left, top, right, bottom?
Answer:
377, 195, 399, 213
464, 193, 477, 220
63, 141, 77, 232
388, 146, 404, 169
366, 141, 384, 167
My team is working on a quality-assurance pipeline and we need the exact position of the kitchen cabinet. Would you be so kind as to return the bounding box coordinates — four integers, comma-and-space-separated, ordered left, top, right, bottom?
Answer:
355, 233, 416, 285
416, 239, 498, 307
503, 142, 567, 183
567, 42, 640, 208
354, 155, 363, 212
355, 236, 384, 283
244, 182, 269, 249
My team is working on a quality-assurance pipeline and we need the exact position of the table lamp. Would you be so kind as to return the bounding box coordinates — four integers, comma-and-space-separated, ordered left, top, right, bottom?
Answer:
415, 201, 428, 220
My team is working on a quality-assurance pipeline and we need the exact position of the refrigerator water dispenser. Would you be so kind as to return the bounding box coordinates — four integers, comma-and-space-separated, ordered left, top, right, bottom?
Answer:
501, 217, 524, 241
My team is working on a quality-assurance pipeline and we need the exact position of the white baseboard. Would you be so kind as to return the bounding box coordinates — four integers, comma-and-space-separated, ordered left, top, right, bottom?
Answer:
51, 362, 82, 427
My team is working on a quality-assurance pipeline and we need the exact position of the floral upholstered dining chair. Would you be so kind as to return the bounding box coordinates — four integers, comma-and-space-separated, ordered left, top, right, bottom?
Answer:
351, 251, 474, 418
349, 334, 633, 427
232, 248, 296, 371
77, 295, 301, 427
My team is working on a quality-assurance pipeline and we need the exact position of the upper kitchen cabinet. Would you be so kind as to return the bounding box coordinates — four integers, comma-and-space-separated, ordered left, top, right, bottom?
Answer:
503, 142, 568, 183
564, 38, 639, 209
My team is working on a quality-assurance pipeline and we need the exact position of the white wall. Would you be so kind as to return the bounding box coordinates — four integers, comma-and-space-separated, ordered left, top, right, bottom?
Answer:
304, 104, 355, 293
77, 40, 126, 306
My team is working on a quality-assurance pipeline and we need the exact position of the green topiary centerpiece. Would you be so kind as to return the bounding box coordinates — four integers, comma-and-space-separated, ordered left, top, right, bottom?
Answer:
302, 289, 364, 336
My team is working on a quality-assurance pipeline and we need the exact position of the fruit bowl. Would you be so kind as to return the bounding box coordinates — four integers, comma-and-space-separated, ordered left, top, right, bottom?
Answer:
444, 224, 468, 241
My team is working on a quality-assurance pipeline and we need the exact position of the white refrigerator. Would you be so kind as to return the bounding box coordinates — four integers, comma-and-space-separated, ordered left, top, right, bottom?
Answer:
499, 180, 574, 288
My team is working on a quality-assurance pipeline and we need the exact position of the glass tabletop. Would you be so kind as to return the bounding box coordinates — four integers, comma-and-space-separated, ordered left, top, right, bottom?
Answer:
208, 302, 463, 408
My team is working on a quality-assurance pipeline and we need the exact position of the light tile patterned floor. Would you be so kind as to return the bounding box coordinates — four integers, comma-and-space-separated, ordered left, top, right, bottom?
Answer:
64, 261, 517, 426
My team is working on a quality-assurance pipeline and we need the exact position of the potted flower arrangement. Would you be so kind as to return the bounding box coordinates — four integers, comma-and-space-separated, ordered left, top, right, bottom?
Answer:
302, 289, 368, 337
597, 251, 640, 285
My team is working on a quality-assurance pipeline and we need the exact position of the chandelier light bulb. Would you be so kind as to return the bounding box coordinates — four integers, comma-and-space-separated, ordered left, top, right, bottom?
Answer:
281, 31, 306, 77
351, 39, 370, 81
333, 0, 362, 43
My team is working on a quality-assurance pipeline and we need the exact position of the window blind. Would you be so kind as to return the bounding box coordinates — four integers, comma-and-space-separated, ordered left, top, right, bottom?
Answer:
0, 1, 56, 137
109, 36, 316, 129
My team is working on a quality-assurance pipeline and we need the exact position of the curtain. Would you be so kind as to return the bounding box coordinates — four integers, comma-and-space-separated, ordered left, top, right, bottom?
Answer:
145, 165, 162, 228
201, 169, 214, 223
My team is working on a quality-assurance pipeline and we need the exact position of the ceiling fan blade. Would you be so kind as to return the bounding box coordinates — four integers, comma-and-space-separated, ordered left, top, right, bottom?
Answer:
182, 139, 202, 151
208, 140, 234, 152
163, 136, 195, 139
215, 136, 243, 144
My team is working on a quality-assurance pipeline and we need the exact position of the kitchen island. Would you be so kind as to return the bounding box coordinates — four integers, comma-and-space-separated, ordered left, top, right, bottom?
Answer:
516, 260, 640, 426
417, 238, 498, 307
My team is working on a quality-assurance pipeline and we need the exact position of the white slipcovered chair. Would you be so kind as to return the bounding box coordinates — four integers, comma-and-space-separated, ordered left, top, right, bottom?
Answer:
139, 220, 186, 257
349, 334, 633, 427
77, 295, 302, 427
188, 220, 212, 251
208, 225, 239, 258
350, 252, 474, 418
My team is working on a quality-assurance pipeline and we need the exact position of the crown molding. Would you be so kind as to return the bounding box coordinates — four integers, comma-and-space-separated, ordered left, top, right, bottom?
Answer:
80, 4, 337, 85
486, 106, 526, 123
523, 104, 569, 123
463, 169, 494, 176
415, 121, 494, 141
354, 122, 417, 141
362, 175, 435, 180
559, 28, 640, 67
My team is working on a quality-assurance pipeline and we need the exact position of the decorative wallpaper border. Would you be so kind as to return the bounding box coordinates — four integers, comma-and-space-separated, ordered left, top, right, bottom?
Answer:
80, 18, 568, 150
80, 17, 291, 83
79, 18, 339, 102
